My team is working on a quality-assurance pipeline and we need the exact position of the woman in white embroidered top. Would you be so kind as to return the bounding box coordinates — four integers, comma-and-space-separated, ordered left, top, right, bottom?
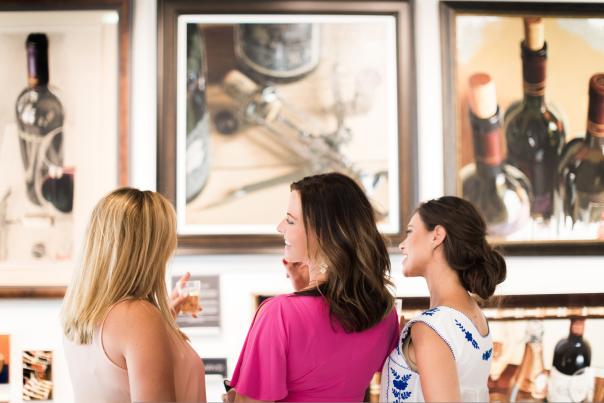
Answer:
380, 196, 506, 402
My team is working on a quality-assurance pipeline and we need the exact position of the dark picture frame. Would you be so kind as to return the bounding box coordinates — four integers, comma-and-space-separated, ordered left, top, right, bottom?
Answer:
440, 2, 604, 255
157, 0, 417, 254
0, 0, 131, 298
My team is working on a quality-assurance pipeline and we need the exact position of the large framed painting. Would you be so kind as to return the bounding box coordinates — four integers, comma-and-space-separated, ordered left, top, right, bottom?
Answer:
441, 2, 604, 255
158, 0, 416, 253
0, 0, 130, 297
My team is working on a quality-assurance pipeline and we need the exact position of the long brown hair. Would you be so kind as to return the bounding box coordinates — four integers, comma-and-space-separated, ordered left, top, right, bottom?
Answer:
291, 172, 394, 332
417, 196, 506, 300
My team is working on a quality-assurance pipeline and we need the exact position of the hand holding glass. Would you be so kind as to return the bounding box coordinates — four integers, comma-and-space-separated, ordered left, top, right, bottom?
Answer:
177, 280, 201, 314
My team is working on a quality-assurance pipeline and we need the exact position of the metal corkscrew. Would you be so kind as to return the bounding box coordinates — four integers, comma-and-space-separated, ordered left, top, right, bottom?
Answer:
202, 69, 388, 217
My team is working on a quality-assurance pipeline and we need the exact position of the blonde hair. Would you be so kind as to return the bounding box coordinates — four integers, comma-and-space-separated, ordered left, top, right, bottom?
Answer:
61, 188, 184, 344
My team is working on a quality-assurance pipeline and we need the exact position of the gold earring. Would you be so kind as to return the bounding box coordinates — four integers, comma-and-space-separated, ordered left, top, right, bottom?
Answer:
319, 263, 328, 274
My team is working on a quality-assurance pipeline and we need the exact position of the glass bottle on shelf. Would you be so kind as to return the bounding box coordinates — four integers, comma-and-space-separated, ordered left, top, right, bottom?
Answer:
503, 17, 566, 228
15, 33, 65, 208
185, 24, 210, 203
547, 318, 592, 402
509, 320, 548, 402
558, 74, 604, 235
460, 73, 532, 237
234, 23, 320, 84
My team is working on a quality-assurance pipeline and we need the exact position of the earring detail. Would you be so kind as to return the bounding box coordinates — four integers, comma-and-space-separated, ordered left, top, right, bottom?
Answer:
319, 263, 328, 274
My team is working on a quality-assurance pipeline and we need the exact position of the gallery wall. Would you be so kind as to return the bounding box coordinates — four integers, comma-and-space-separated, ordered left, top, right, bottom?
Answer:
0, 0, 602, 402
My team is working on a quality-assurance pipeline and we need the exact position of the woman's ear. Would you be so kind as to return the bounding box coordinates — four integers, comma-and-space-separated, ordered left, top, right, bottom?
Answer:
432, 225, 447, 249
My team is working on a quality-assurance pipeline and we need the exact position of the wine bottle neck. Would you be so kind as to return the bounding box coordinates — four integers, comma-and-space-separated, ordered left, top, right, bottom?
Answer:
568, 332, 584, 340
476, 162, 502, 177
521, 42, 547, 99
522, 94, 545, 109
586, 131, 604, 148
469, 107, 503, 167
587, 117, 604, 146
570, 319, 586, 337
27, 44, 49, 87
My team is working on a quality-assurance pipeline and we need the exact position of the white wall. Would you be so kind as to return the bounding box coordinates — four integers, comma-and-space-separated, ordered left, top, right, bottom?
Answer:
0, 0, 602, 402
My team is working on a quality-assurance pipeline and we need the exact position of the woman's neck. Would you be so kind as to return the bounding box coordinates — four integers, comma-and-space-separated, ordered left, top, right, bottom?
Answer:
424, 261, 470, 308
300, 279, 324, 292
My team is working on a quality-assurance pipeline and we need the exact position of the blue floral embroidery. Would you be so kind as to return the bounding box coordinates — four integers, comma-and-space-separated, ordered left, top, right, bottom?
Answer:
390, 368, 412, 402
422, 307, 440, 316
454, 319, 480, 350
482, 348, 493, 361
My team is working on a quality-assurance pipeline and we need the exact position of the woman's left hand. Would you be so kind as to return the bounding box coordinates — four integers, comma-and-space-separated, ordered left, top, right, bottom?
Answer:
222, 388, 236, 403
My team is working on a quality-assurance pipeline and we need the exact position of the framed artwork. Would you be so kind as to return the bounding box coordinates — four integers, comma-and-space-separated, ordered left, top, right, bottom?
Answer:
0, 335, 5, 403
0, 0, 131, 297
171, 274, 221, 330
397, 294, 604, 403
440, 2, 604, 255
22, 351, 52, 401
158, 0, 416, 253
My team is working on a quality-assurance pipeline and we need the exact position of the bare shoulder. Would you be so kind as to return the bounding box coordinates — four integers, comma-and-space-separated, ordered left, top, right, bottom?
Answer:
410, 321, 442, 343
410, 321, 452, 357
103, 300, 172, 366
105, 299, 166, 332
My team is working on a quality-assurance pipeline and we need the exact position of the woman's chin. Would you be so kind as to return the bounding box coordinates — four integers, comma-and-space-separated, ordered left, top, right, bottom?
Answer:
402, 264, 415, 277
283, 251, 302, 263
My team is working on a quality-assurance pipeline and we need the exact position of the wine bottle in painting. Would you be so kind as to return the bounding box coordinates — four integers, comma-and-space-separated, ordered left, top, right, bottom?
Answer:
547, 318, 592, 402
460, 73, 531, 237
15, 33, 65, 209
185, 24, 210, 203
509, 321, 548, 402
503, 17, 566, 226
235, 23, 320, 84
558, 73, 604, 235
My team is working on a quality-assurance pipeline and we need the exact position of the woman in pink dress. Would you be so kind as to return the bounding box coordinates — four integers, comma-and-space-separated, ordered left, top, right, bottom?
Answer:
228, 172, 400, 402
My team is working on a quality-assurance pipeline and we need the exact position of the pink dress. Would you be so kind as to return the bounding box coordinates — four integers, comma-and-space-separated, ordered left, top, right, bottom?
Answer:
231, 294, 399, 402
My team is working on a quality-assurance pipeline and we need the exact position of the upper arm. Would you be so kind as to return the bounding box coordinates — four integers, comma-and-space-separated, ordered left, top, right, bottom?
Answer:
410, 322, 460, 402
103, 300, 176, 402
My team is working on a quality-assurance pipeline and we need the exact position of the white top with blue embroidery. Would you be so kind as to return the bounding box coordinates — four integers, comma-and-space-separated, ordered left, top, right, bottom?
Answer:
379, 306, 492, 402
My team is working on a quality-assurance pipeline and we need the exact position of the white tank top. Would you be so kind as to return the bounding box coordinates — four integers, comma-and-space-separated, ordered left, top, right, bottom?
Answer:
380, 306, 492, 402
63, 300, 206, 403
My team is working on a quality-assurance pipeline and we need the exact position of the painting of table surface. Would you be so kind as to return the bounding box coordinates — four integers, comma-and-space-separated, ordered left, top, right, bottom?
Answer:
183, 21, 397, 230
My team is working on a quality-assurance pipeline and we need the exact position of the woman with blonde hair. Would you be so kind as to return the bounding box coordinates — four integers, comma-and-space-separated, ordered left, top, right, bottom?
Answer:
61, 188, 206, 403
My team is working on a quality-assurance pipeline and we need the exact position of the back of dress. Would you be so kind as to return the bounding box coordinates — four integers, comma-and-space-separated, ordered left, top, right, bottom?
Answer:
231, 294, 399, 402
63, 301, 206, 403
63, 328, 130, 403
380, 306, 492, 402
